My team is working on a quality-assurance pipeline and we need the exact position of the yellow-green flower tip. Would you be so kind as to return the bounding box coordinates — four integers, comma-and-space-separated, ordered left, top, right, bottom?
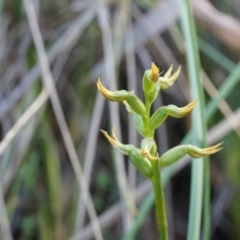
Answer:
150, 62, 159, 83
96, 78, 128, 102
97, 78, 114, 101
168, 97, 198, 118
188, 142, 223, 158
179, 97, 198, 115
100, 128, 121, 148
100, 127, 133, 155
163, 64, 173, 79
160, 65, 181, 89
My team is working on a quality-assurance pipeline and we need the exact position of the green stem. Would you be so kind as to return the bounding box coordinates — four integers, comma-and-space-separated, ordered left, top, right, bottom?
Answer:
151, 160, 168, 240
144, 100, 152, 137
203, 157, 210, 240
144, 97, 168, 239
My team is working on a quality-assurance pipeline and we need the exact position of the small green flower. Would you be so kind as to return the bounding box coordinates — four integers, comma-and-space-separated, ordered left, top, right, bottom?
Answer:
149, 98, 198, 130
100, 128, 132, 155
97, 78, 146, 116
96, 78, 129, 102
160, 142, 223, 167
165, 98, 198, 118
101, 128, 153, 178
140, 138, 157, 161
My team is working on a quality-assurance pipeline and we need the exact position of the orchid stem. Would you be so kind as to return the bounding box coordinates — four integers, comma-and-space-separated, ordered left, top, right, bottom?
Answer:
151, 159, 169, 240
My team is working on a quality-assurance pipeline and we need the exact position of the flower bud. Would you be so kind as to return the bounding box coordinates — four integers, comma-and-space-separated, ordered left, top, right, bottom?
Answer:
97, 78, 129, 101
129, 148, 153, 179
147, 81, 161, 104
166, 98, 198, 118
142, 63, 159, 91
149, 106, 168, 130
127, 91, 146, 116
160, 145, 187, 167
149, 99, 198, 130
160, 142, 223, 167
97, 79, 146, 116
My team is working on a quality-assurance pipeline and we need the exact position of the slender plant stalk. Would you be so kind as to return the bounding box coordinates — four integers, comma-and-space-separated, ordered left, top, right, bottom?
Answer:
151, 160, 168, 240
203, 159, 210, 239
145, 92, 168, 239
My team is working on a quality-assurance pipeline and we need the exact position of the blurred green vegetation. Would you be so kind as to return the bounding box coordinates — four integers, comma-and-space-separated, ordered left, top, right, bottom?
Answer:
0, 0, 240, 239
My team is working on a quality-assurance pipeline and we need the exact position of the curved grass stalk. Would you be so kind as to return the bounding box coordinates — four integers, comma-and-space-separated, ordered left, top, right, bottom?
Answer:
178, 1, 208, 239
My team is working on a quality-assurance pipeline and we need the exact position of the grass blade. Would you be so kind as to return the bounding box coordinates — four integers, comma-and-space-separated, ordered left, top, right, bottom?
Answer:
178, 1, 207, 240
198, 38, 235, 72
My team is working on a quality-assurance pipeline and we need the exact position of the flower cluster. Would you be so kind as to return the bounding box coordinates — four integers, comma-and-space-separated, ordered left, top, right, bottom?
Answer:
97, 63, 222, 179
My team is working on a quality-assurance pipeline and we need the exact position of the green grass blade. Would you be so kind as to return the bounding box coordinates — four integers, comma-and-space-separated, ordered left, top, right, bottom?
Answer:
198, 38, 235, 72
178, 1, 207, 240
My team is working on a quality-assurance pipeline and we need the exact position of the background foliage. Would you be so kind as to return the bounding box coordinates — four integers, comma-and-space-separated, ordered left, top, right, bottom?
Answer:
0, 0, 240, 239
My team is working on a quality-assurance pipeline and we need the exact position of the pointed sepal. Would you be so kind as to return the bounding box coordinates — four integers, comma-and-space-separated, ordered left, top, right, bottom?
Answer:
100, 128, 133, 155
159, 66, 181, 90
187, 142, 223, 158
